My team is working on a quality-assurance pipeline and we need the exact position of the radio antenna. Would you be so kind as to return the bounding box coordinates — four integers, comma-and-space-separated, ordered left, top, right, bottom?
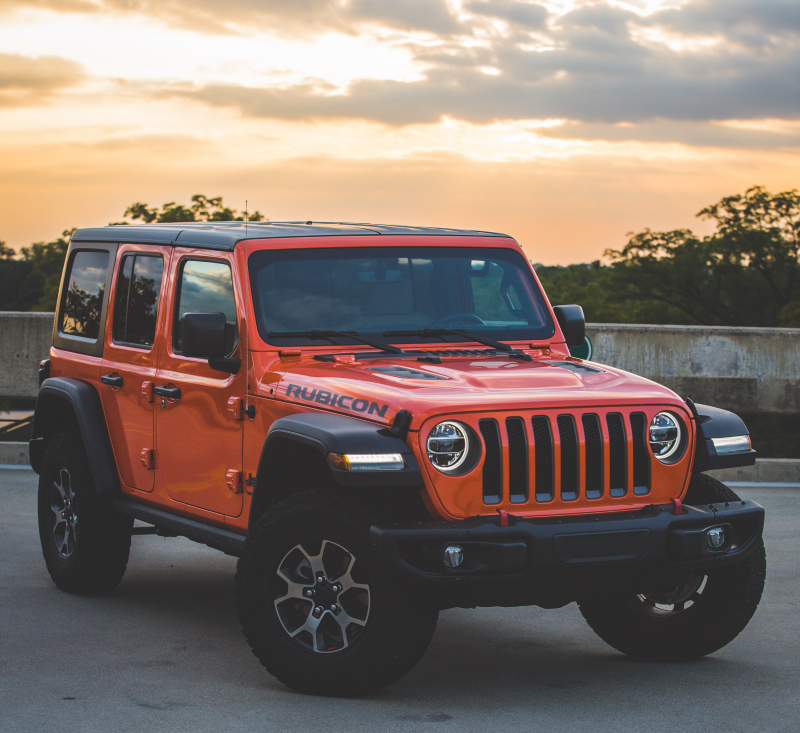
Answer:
244, 201, 251, 409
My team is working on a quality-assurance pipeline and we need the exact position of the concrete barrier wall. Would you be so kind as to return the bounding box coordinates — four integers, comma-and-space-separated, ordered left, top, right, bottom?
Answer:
0, 312, 53, 399
1, 313, 798, 412
586, 324, 800, 415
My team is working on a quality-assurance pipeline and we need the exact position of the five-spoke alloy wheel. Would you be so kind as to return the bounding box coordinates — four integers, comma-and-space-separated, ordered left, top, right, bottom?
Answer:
38, 431, 132, 594
237, 489, 438, 696
274, 540, 370, 654
579, 474, 765, 661
50, 468, 78, 559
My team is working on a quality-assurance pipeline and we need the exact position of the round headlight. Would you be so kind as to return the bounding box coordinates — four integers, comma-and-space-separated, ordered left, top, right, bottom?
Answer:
649, 412, 682, 462
427, 421, 469, 472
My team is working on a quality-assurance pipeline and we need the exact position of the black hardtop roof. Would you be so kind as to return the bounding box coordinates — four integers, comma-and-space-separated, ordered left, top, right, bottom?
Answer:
70, 221, 513, 251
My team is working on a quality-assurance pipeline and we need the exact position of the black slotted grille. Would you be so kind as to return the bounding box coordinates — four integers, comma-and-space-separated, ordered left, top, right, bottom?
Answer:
630, 412, 650, 495
506, 417, 528, 503
582, 413, 603, 499
479, 419, 502, 504
531, 417, 553, 502
607, 413, 627, 497
557, 415, 579, 501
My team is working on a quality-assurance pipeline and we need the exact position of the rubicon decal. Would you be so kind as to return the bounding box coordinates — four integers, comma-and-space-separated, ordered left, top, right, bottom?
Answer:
285, 384, 389, 418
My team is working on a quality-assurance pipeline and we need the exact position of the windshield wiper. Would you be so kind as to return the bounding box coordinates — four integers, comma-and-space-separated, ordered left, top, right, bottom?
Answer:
382, 329, 533, 361
383, 328, 515, 352
268, 330, 407, 355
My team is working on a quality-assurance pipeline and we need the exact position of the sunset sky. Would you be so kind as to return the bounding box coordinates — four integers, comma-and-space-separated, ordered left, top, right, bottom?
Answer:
1, 0, 798, 264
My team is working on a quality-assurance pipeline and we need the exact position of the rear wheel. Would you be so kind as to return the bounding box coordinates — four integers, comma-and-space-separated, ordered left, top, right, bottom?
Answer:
38, 431, 132, 594
578, 474, 766, 661
236, 489, 438, 696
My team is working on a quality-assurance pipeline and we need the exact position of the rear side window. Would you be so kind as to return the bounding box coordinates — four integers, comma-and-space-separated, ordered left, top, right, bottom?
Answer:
174, 259, 238, 355
59, 250, 110, 340
113, 254, 164, 348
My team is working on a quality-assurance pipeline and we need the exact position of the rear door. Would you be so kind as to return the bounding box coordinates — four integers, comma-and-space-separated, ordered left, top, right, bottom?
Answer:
100, 245, 170, 492
154, 251, 245, 517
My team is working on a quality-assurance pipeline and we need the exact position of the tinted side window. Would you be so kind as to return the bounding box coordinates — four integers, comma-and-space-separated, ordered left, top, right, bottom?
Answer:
60, 250, 110, 340
174, 260, 238, 355
113, 254, 164, 348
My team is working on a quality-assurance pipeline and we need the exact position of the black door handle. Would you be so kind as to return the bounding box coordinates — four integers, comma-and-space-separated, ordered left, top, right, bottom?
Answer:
154, 385, 181, 400
100, 374, 124, 388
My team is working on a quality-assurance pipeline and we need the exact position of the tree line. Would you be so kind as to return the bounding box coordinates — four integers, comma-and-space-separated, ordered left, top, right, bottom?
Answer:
1, 187, 798, 327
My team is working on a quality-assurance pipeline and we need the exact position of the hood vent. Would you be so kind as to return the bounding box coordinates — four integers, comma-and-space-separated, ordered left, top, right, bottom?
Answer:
369, 366, 447, 380
549, 361, 602, 375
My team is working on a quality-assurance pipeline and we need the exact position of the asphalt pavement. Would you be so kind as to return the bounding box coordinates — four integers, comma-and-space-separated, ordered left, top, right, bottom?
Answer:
1, 467, 798, 733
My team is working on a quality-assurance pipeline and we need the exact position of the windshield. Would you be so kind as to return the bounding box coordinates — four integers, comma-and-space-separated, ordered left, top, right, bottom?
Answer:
249, 246, 555, 347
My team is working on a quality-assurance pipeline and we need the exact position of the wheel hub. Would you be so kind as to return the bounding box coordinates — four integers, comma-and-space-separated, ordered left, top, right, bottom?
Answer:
50, 468, 77, 559
274, 540, 370, 654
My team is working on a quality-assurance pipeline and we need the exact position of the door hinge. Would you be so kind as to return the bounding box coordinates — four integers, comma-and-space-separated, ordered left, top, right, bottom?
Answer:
141, 381, 154, 403
227, 396, 244, 421
245, 472, 256, 494
140, 448, 154, 470
226, 469, 243, 494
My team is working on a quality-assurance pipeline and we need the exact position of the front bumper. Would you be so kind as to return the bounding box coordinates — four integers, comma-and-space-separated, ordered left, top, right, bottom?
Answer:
370, 500, 764, 587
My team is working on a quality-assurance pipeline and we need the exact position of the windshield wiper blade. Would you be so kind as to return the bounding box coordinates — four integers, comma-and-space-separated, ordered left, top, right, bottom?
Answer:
383, 328, 515, 352
268, 330, 407, 355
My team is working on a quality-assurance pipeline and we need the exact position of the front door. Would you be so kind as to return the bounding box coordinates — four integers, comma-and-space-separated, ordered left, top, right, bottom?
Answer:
100, 245, 171, 492
154, 253, 245, 517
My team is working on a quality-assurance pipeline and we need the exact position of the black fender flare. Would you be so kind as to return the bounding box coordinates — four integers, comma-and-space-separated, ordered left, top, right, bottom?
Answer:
686, 399, 757, 472
249, 412, 422, 530
30, 377, 119, 497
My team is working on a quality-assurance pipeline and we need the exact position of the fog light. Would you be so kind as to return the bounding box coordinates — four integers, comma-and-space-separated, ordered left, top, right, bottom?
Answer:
443, 545, 464, 568
707, 527, 726, 549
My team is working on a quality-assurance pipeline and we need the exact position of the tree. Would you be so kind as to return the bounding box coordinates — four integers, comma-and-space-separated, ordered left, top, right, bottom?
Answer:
0, 195, 268, 312
602, 186, 800, 327
120, 194, 265, 224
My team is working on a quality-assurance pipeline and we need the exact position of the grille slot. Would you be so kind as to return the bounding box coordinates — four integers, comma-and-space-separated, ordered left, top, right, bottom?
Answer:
557, 415, 579, 501
630, 412, 650, 495
531, 417, 553, 502
607, 413, 627, 497
506, 417, 528, 503
479, 419, 502, 504
582, 413, 603, 499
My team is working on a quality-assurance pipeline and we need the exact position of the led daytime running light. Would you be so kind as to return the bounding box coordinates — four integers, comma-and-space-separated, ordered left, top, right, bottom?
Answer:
711, 435, 751, 454
327, 452, 405, 471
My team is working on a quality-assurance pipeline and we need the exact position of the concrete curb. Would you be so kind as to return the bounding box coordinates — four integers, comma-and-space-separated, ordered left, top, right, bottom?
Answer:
2, 441, 799, 486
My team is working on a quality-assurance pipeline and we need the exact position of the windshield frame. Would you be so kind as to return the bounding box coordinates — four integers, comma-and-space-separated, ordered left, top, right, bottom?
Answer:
248, 245, 556, 348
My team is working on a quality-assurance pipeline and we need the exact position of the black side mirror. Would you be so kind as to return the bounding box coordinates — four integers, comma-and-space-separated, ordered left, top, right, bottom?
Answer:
552, 305, 585, 348
181, 312, 241, 374
181, 312, 227, 358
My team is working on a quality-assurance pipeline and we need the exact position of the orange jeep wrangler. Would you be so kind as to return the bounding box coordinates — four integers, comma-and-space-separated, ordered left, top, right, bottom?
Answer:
31, 222, 765, 696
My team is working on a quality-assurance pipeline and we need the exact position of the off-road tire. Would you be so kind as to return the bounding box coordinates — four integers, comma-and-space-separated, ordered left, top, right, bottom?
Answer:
578, 474, 766, 661
38, 431, 133, 594
236, 489, 439, 696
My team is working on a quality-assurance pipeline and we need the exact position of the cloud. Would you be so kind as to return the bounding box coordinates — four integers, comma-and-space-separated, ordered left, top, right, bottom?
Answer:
349, 0, 461, 34
0, 0, 461, 35
166, 37, 800, 128
465, 2, 549, 30
0, 53, 85, 106
541, 119, 800, 150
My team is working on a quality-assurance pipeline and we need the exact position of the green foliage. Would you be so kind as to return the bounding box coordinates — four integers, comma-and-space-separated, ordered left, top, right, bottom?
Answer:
121, 194, 265, 224
0, 195, 266, 312
2, 187, 798, 327
0, 230, 72, 312
537, 185, 800, 327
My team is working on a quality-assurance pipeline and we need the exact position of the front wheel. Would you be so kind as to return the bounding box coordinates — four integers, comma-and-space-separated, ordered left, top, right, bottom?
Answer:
236, 489, 439, 696
578, 474, 766, 661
